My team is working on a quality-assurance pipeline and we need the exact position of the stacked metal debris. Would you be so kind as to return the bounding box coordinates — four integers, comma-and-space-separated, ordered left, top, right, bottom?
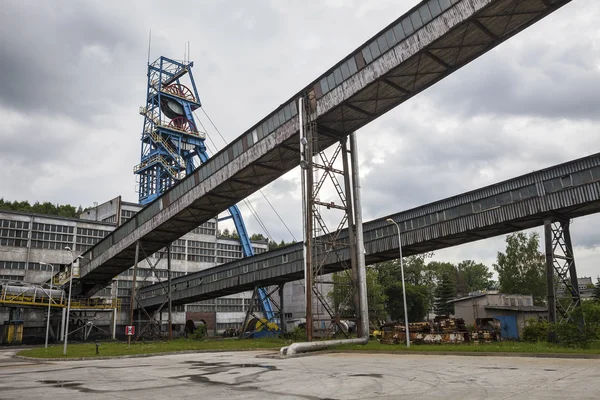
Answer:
379, 317, 474, 345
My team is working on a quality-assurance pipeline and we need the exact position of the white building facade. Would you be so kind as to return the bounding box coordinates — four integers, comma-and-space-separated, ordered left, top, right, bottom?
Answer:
0, 195, 269, 339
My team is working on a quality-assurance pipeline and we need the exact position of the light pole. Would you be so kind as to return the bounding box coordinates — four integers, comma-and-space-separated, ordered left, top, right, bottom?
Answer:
39, 262, 54, 348
386, 218, 410, 348
64, 247, 83, 355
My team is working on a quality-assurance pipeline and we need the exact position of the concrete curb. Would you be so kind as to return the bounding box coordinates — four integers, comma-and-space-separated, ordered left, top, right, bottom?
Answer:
14, 347, 600, 362
327, 350, 600, 359
13, 347, 281, 362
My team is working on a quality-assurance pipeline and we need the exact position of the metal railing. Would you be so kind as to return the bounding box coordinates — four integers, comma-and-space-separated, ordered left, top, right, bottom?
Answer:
0, 284, 121, 310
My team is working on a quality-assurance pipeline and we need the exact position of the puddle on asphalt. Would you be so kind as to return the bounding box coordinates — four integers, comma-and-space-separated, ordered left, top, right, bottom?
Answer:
349, 373, 383, 378
38, 380, 97, 393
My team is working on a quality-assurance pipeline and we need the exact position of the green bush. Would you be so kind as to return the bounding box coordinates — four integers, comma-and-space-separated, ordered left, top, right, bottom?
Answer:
285, 327, 306, 341
553, 302, 600, 348
522, 318, 549, 342
190, 324, 207, 340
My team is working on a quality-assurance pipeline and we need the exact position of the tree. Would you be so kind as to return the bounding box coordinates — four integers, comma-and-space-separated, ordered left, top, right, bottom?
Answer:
433, 273, 456, 315
384, 283, 429, 322
250, 233, 266, 241
456, 260, 493, 296
328, 268, 387, 327
0, 198, 80, 218
593, 277, 600, 301
493, 232, 547, 306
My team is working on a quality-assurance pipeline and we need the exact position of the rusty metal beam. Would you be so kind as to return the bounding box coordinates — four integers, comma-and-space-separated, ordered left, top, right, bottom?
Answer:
472, 19, 499, 41
381, 78, 410, 95
344, 103, 374, 118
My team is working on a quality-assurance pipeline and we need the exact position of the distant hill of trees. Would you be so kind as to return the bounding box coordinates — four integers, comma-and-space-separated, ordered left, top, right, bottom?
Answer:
0, 198, 82, 219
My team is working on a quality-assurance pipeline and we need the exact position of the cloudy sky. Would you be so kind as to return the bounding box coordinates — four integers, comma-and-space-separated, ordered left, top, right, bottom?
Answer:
1, 0, 600, 279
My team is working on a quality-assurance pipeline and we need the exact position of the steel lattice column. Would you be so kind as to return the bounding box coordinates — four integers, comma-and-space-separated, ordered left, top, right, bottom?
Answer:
299, 94, 369, 341
544, 219, 581, 330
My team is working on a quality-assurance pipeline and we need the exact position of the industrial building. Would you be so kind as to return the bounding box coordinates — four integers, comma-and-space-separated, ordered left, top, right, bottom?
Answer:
449, 292, 548, 339
0, 194, 285, 341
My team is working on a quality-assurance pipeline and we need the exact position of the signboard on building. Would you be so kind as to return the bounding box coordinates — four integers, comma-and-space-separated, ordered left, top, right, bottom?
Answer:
125, 325, 135, 336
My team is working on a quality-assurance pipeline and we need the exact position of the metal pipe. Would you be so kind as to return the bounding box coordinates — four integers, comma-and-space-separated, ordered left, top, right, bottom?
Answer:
386, 218, 410, 347
349, 132, 369, 338
63, 247, 83, 355
167, 243, 172, 340
280, 337, 368, 356
341, 138, 360, 326
129, 241, 140, 346
40, 262, 54, 348
112, 308, 117, 339
299, 96, 313, 341
60, 308, 66, 341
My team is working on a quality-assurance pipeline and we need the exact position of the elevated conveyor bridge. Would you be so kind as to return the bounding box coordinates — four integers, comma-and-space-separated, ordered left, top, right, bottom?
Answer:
73, 0, 574, 297
137, 152, 600, 310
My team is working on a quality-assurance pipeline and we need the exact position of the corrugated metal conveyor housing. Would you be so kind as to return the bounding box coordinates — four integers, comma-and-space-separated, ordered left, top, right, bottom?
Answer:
75, 0, 573, 297
137, 152, 600, 310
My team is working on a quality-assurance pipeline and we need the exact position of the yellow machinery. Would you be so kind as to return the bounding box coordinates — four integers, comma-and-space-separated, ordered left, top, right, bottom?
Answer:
2, 322, 24, 345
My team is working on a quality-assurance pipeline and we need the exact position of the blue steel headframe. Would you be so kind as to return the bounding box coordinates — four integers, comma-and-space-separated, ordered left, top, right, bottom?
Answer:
134, 56, 276, 324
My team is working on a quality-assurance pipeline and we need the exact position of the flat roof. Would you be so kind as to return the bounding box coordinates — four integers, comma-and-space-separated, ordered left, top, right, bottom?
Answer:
0, 209, 116, 227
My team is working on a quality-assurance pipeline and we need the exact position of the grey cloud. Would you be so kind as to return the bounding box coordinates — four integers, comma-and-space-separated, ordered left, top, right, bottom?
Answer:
426, 2, 600, 121
1, 0, 599, 278
0, 1, 142, 120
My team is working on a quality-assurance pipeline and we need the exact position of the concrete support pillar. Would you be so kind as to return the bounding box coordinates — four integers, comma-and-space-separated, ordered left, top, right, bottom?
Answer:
112, 308, 117, 339
279, 284, 286, 334
349, 132, 369, 338
60, 307, 66, 341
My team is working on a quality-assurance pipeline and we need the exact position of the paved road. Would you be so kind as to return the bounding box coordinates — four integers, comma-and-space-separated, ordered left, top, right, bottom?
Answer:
1, 349, 599, 399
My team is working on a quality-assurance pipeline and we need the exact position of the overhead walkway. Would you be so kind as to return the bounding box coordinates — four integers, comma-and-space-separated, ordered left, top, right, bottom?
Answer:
74, 0, 574, 297
137, 152, 600, 309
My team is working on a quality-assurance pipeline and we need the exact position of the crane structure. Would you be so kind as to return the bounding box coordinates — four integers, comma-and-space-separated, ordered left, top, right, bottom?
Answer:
133, 56, 275, 324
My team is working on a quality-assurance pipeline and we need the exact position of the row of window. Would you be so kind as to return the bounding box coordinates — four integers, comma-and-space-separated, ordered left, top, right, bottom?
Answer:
188, 248, 214, 256
32, 223, 74, 233
1, 238, 27, 247
76, 244, 92, 252
0, 275, 24, 281
0, 229, 28, 238
77, 228, 110, 238
187, 255, 215, 263
0, 220, 29, 229
0, 261, 52, 271
76, 235, 102, 245
217, 250, 242, 259
192, 221, 217, 236
375, 166, 600, 237
31, 240, 70, 250
121, 210, 137, 218
217, 243, 242, 251
188, 240, 216, 249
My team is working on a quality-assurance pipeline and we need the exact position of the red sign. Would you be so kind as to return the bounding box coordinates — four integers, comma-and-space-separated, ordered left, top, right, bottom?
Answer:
125, 325, 135, 336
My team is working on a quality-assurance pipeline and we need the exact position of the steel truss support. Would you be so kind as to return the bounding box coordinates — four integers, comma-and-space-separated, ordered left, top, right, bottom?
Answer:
299, 95, 369, 341
128, 241, 174, 341
239, 285, 283, 338
544, 218, 581, 335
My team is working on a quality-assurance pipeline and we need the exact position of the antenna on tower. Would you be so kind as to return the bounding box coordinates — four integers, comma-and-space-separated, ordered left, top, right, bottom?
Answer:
147, 29, 152, 64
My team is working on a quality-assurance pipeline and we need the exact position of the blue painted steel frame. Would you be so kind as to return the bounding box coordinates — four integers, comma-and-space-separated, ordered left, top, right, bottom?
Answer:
136, 56, 276, 324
